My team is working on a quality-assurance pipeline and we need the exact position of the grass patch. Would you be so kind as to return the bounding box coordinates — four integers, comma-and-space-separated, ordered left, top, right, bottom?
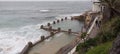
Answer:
86, 41, 112, 54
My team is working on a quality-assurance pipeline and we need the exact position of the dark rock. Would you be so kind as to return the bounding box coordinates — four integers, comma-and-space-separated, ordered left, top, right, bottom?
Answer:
73, 15, 85, 21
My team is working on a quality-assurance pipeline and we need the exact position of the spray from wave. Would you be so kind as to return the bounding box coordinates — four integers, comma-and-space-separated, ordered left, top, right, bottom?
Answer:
0, 11, 84, 54
0, 21, 51, 54
39, 10, 50, 13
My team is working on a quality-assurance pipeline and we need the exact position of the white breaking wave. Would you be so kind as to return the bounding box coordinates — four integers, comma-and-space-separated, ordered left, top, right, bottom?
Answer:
39, 10, 50, 12
0, 22, 52, 54
0, 13, 83, 54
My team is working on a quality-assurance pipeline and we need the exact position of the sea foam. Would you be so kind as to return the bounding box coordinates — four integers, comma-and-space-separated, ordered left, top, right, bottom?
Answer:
0, 21, 51, 54
0, 13, 82, 54
39, 10, 50, 12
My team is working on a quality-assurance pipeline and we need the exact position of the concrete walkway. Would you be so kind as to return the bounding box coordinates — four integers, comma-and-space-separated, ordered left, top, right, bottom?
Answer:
86, 16, 99, 39
88, 23, 99, 38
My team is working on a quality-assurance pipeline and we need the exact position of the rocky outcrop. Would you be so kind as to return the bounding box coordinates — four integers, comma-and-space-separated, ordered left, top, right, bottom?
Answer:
73, 15, 85, 21
110, 34, 120, 54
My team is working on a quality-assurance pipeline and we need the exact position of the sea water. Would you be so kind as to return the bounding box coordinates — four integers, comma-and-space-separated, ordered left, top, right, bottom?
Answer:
0, 1, 92, 54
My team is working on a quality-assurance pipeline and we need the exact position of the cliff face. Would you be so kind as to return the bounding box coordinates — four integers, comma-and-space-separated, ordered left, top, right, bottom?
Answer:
110, 34, 120, 54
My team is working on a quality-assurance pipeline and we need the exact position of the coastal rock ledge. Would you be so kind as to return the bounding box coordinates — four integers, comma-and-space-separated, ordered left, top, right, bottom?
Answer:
110, 34, 120, 54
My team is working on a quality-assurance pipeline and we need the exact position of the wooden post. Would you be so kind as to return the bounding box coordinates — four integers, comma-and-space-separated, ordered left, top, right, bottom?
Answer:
58, 27, 61, 32
68, 29, 72, 34
61, 18, 63, 21
41, 36, 45, 41
53, 21, 56, 24
47, 23, 51, 26
57, 20, 60, 23
40, 25, 44, 29
65, 17, 67, 20
28, 42, 33, 47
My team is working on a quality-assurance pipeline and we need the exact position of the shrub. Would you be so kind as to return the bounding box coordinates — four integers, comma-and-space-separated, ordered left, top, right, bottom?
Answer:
86, 41, 112, 54
76, 17, 120, 54
76, 38, 98, 54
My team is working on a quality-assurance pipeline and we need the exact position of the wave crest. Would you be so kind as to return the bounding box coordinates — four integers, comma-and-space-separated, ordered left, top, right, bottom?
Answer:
39, 10, 50, 12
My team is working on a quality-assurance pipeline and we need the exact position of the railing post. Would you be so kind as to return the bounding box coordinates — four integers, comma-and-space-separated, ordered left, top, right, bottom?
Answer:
28, 42, 33, 47
57, 20, 60, 23
41, 36, 45, 41
53, 21, 56, 24
68, 29, 72, 34
61, 18, 64, 21
47, 23, 51, 26
65, 17, 67, 20
40, 25, 44, 29
58, 27, 61, 32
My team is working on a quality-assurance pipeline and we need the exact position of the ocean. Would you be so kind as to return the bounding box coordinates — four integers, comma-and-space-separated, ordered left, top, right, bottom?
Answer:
0, 1, 92, 54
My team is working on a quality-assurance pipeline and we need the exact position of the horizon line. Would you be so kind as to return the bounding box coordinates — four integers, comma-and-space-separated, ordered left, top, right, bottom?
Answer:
0, 0, 91, 2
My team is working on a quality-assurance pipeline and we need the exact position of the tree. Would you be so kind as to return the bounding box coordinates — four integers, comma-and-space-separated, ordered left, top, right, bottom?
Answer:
81, 32, 87, 42
100, 0, 120, 18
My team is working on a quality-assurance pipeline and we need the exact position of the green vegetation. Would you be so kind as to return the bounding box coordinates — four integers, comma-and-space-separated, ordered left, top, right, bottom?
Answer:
100, 0, 120, 17
86, 41, 112, 54
76, 17, 120, 54
76, 0, 120, 53
96, 16, 120, 43
76, 38, 97, 54
81, 32, 87, 39
81, 32, 87, 41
